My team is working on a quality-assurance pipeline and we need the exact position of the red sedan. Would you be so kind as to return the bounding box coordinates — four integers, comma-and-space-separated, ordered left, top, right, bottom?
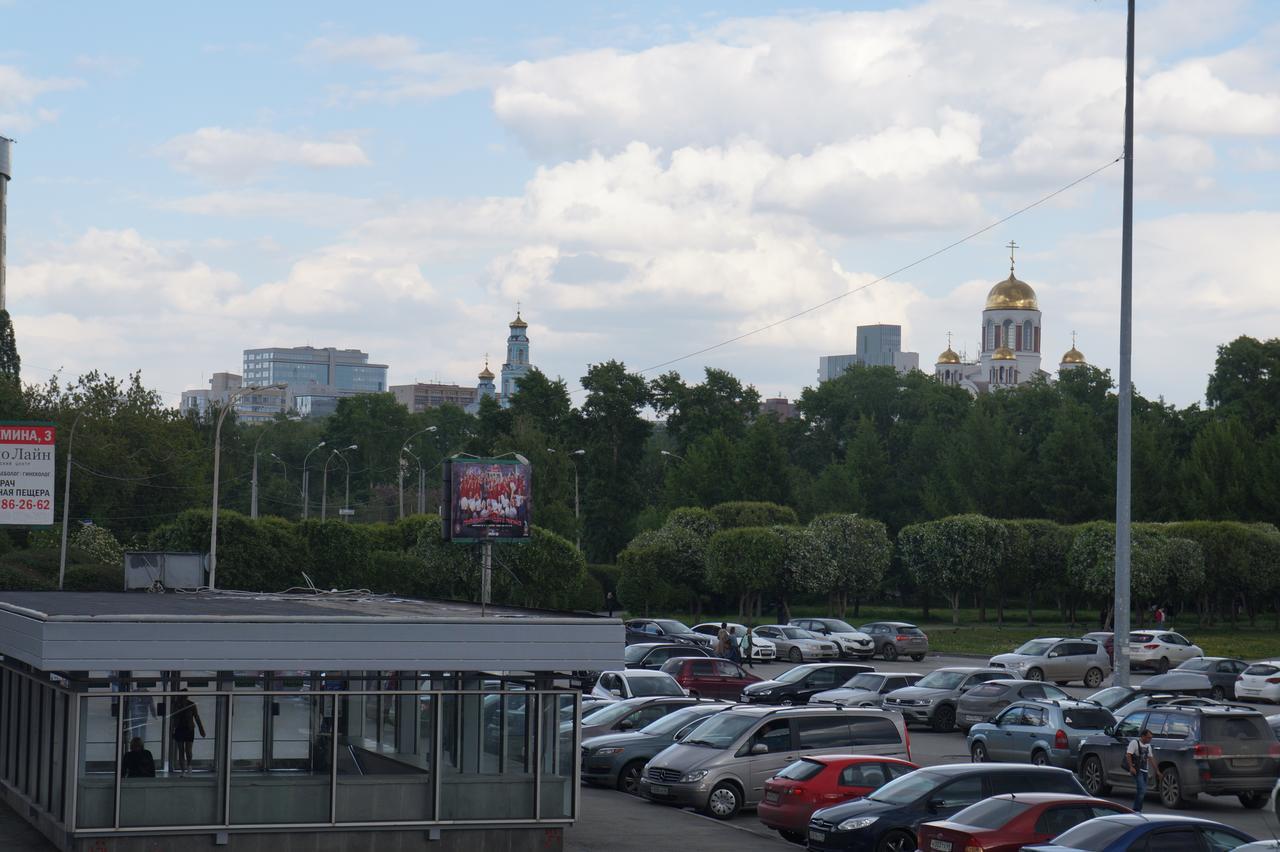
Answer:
757, 755, 917, 844
918, 793, 1130, 852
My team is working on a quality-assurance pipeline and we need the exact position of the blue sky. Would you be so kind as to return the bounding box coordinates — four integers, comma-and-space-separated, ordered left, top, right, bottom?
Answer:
4, 0, 1280, 406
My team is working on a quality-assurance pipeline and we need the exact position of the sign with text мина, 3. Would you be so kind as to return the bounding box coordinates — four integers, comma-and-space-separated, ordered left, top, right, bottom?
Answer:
0, 422, 56, 526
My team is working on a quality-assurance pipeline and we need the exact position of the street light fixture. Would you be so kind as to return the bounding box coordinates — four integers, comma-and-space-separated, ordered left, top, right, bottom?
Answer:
300, 441, 326, 519
322, 444, 358, 521
210, 383, 286, 590
660, 449, 684, 461
549, 448, 587, 552
399, 426, 437, 519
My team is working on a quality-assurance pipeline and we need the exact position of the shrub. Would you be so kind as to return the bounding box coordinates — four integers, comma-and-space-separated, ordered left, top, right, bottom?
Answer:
710, 501, 798, 530
63, 563, 124, 592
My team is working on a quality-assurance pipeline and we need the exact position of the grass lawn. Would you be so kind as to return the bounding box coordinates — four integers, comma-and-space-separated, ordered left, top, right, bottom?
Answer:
647, 604, 1280, 660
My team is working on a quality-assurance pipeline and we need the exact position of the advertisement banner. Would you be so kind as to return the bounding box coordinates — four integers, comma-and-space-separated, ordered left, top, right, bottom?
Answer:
447, 458, 531, 542
0, 422, 56, 526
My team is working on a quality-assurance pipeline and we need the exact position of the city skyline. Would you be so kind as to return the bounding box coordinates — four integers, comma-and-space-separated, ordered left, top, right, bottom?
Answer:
3, 1, 1280, 407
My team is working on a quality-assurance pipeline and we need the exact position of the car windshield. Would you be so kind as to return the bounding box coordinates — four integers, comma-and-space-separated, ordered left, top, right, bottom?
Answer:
1129, 632, 1154, 642
1051, 819, 1133, 850
897, 625, 924, 636
867, 769, 943, 805
654, 620, 692, 634
776, 758, 826, 781
624, 645, 652, 663
1244, 663, 1279, 676
1014, 640, 1055, 656
780, 627, 810, 639
775, 666, 815, 684
642, 706, 718, 736
823, 620, 858, 633
1177, 658, 1214, 672
916, 671, 966, 690
678, 713, 758, 749
842, 674, 883, 690
950, 797, 1032, 830
629, 676, 684, 697
583, 701, 643, 726
1062, 707, 1115, 730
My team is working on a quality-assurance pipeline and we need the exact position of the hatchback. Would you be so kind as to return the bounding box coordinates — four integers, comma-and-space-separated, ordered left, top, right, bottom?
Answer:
1174, 657, 1248, 701
659, 656, 760, 700
740, 663, 874, 706
1235, 660, 1280, 703
790, 618, 877, 659
574, 695, 702, 739
989, 638, 1111, 687
918, 794, 1129, 852
967, 700, 1114, 769
1128, 631, 1204, 673
581, 702, 730, 794
758, 755, 918, 844
957, 680, 1071, 729
1025, 814, 1255, 852
591, 669, 687, 701
860, 621, 930, 662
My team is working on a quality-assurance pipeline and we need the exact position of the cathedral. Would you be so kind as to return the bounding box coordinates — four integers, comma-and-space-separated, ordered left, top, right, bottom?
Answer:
466, 310, 534, 413
934, 252, 1088, 395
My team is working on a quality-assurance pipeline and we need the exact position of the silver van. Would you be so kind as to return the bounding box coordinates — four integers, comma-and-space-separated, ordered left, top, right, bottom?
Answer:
637, 705, 909, 819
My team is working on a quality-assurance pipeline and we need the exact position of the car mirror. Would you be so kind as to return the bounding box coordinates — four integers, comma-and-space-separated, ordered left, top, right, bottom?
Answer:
618, 720, 634, 730
927, 798, 945, 813
610, 688, 622, 697
1104, 724, 1117, 738
751, 743, 769, 755
1048, 651, 1060, 658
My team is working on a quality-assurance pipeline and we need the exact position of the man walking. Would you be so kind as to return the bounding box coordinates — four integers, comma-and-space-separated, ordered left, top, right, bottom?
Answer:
1125, 728, 1158, 812
715, 622, 731, 658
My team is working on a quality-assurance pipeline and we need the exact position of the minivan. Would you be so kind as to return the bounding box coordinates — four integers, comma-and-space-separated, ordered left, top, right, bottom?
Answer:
638, 705, 909, 820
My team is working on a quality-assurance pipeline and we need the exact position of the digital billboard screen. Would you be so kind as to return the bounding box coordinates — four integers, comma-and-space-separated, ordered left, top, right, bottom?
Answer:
446, 458, 531, 542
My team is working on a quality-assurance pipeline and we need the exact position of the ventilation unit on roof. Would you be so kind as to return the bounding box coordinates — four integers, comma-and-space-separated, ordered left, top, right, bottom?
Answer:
123, 552, 208, 591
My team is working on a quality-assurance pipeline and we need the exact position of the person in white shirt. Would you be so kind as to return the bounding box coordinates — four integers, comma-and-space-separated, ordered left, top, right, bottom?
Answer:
1125, 728, 1158, 812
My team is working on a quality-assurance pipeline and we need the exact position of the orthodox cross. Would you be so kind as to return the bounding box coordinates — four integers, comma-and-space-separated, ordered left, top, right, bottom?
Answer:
1007, 240, 1019, 273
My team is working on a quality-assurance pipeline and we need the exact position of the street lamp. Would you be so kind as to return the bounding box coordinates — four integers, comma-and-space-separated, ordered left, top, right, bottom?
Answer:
210, 383, 286, 590
549, 448, 586, 551
399, 426, 437, 519
57, 412, 85, 590
660, 449, 684, 462
251, 415, 301, 519
322, 444, 357, 521
300, 441, 326, 519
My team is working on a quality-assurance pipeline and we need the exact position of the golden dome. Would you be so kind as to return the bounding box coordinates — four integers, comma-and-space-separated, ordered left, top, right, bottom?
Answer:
1060, 346, 1086, 365
936, 347, 961, 365
509, 311, 528, 329
992, 346, 1016, 361
985, 273, 1038, 311
478, 363, 495, 381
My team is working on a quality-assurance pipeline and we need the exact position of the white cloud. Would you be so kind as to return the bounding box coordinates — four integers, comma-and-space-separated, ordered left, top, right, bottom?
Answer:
305, 35, 498, 102
157, 127, 371, 181
0, 64, 80, 131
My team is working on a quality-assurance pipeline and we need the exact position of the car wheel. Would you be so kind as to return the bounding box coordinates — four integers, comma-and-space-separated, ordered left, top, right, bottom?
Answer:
932, 704, 956, 733
788, 647, 804, 664
1160, 766, 1191, 809
1084, 667, 1104, 688
618, 760, 646, 796
1025, 667, 1044, 682
1211, 685, 1226, 701
1239, 791, 1269, 809
704, 782, 741, 820
910, 653, 926, 662
881, 643, 899, 662
779, 829, 807, 846
780, 697, 795, 707
970, 741, 989, 763
1080, 754, 1110, 796
1031, 749, 1050, 767
878, 829, 916, 852
1156, 657, 1171, 674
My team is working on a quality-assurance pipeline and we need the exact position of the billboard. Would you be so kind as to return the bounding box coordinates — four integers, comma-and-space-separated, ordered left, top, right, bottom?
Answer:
0, 422, 56, 526
445, 458, 531, 542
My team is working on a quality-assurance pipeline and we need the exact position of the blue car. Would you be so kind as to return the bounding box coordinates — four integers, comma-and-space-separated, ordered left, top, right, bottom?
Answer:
1025, 814, 1254, 852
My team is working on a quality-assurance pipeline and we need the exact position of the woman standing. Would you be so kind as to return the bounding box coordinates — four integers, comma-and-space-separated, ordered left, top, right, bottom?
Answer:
170, 690, 206, 775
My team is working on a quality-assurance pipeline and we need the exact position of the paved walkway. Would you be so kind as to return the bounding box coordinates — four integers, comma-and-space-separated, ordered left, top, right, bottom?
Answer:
566, 785, 786, 851
0, 799, 55, 850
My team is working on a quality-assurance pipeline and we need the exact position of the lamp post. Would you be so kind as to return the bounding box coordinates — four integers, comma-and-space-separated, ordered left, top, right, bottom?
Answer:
300, 441, 325, 519
660, 449, 684, 462
210, 383, 285, 590
322, 444, 357, 521
251, 415, 301, 519
550, 448, 586, 551
399, 426, 437, 519
57, 412, 85, 590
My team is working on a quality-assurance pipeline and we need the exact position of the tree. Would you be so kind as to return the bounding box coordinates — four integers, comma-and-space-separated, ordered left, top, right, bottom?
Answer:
710, 501, 798, 529
580, 361, 652, 562
899, 514, 1006, 624
1181, 419, 1255, 520
663, 430, 738, 508
0, 310, 19, 384
650, 367, 760, 450
616, 530, 675, 616
500, 527, 589, 610
1036, 401, 1111, 523
706, 527, 781, 617
1205, 336, 1280, 437
733, 417, 791, 506
808, 514, 890, 617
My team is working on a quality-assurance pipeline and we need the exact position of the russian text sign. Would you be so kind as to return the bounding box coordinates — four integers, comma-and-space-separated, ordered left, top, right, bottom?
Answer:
0, 422, 56, 526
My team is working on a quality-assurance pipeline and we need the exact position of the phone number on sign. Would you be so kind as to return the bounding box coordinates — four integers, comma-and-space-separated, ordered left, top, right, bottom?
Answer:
0, 499, 51, 511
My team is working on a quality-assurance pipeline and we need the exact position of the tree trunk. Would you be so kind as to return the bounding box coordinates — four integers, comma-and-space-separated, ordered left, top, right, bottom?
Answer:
951, 591, 961, 626
978, 593, 987, 623
853, 596, 861, 618
1026, 590, 1034, 627
996, 590, 1005, 625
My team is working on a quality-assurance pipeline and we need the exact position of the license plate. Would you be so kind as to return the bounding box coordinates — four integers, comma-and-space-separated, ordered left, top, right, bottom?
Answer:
931, 840, 953, 852
1232, 759, 1259, 770
965, 715, 985, 723
650, 784, 669, 795
809, 829, 826, 842
765, 791, 780, 803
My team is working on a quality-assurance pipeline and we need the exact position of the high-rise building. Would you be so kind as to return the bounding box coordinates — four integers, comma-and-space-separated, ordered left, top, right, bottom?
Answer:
179, 372, 289, 424
182, 347, 388, 420
818, 324, 919, 382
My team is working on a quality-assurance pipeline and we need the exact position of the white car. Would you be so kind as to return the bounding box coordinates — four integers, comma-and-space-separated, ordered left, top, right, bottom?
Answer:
1127, 630, 1204, 672
1235, 660, 1280, 703
789, 618, 876, 659
691, 622, 777, 662
751, 625, 840, 663
591, 669, 687, 702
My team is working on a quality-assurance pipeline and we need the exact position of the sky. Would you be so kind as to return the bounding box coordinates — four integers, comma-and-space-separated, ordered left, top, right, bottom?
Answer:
3, 0, 1280, 409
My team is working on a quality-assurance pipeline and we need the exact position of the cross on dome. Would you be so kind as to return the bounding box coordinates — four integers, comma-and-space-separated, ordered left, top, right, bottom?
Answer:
1007, 240, 1019, 273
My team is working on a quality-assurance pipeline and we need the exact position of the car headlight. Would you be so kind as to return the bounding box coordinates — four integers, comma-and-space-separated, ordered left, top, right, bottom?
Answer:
757, 688, 774, 695
838, 816, 879, 831
681, 770, 708, 782
595, 747, 624, 756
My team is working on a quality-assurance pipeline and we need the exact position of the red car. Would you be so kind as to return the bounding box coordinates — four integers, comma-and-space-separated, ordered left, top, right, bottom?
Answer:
758, 755, 917, 844
918, 793, 1130, 852
659, 656, 760, 699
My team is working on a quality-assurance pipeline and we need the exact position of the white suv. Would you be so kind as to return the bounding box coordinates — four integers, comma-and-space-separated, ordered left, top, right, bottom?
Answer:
1128, 631, 1204, 673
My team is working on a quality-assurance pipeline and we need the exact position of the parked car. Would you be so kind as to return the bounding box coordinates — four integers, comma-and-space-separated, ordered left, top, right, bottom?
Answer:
883, 667, 1015, 732
1235, 660, 1280, 704
752, 624, 841, 663
918, 794, 1130, 852
758, 755, 918, 844
957, 679, 1072, 728
806, 763, 1088, 852
591, 669, 687, 701
967, 699, 1115, 769
859, 621, 930, 662
1268, 713, 1280, 738
790, 618, 876, 659
1024, 814, 1256, 852
581, 701, 730, 794
988, 637, 1111, 687
1077, 705, 1280, 809
659, 656, 761, 699
1084, 685, 1141, 713
1083, 631, 1114, 664
1128, 631, 1204, 673
810, 672, 923, 708
574, 695, 702, 739
624, 642, 712, 670
624, 618, 711, 648
692, 621, 778, 662
740, 663, 874, 706
1173, 657, 1249, 701
639, 705, 910, 819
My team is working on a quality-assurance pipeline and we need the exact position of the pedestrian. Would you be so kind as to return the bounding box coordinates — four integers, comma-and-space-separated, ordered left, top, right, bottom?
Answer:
715, 622, 731, 658
1125, 728, 1158, 812
121, 737, 156, 778
1154, 606, 1165, 626
605, 591, 616, 618
170, 690, 206, 775
740, 625, 755, 669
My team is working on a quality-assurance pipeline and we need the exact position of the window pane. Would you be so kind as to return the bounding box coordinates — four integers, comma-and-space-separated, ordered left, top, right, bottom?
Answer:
538, 694, 576, 820
850, 717, 903, 746
120, 693, 225, 828
230, 695, 334, 825
439, 690, 534, 821
798, 717, 851, 749
76, 696, 117, 828
337, 691, 434, 823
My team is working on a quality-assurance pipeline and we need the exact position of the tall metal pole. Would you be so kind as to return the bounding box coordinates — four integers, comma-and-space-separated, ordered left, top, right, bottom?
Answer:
1113, 0, 1137, 688
0, 136, 11, 312
574, 465, 581, 552
58, 412, 83, 590
321, 453, 331, 521
343, 457, 351, 522
301, 441, 325, 520
481, 541, 492, 617
418, 465, 426, 515
398, 457, 406, 520
209, 402, 234, 590
250, 451, 261, 519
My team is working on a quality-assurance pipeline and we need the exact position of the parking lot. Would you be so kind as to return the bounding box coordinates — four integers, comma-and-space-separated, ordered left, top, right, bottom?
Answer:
571, 652, 1280, 850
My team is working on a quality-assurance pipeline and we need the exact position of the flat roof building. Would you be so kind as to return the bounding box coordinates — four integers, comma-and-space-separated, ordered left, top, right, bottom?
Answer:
0, 590, 620, 851
391, 382, 479, 413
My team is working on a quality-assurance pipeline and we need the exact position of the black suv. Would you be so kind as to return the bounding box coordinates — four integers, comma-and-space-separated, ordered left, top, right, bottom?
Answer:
1077, 705, 1280, 809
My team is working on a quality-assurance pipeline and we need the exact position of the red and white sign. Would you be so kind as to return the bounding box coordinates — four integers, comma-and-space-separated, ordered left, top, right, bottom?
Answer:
0, 423, 56, 526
